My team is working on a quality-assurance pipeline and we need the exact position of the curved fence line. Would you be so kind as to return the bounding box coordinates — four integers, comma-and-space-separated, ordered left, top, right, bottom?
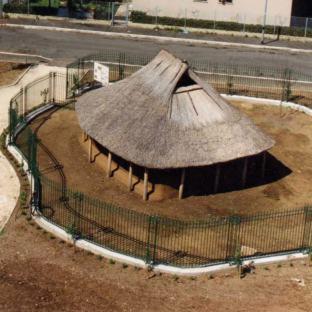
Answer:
6, 66, 312, 268
66, 49, 312, 108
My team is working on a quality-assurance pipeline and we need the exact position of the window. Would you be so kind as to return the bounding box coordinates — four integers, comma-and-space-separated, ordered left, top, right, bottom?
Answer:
219, 0, 233, 4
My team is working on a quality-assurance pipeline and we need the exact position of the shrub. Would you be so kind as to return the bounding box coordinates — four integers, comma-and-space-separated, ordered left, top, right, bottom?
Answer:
131, 11, 312, 38
3, 3, 28, 14
3, 3, 58, 16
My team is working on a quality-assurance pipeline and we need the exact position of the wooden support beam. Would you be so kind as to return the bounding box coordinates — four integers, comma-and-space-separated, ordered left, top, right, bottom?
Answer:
261, 152, 267, 179
242, 157, 249, 188
82, 131, 88, 142
128, 164, 133, 191
214, 164, 221, 194
88, 137, 92, 163
107, 152, 112, 178
143, 168, 148, 201
179, 169, 186, 200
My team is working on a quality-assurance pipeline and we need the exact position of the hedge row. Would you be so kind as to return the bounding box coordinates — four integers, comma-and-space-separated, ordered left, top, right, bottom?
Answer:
131, 11, 312, 37
3, 3, 58, 16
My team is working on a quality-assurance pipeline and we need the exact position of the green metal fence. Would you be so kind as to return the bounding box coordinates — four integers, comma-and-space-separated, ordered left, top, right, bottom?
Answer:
66, 49, 312, 108
7, 63, 312, 268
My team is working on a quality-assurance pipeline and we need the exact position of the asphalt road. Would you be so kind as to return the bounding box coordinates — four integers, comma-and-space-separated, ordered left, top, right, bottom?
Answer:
0, 26, 312, 75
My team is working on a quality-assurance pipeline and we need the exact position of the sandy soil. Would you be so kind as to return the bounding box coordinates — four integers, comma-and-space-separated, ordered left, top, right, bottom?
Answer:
29, 101, 312, 220
0, 62, 28, 86
0, 207, 312, 312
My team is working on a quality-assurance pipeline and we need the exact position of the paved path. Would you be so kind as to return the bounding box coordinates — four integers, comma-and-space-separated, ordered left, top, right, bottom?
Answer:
0, 64, 65, 231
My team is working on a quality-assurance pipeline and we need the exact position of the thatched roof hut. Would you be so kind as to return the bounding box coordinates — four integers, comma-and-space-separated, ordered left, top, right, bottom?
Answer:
76, 50, 275, 200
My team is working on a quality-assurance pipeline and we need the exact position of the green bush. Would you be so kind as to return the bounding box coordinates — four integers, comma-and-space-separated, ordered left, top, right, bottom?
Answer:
3, 2, 58, 16
3, 3, 28, 14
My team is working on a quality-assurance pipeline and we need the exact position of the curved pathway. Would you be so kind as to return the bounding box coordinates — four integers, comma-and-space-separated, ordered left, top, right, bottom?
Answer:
0, 63, 65, 231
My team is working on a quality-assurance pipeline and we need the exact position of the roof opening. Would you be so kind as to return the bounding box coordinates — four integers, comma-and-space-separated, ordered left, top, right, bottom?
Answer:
175, 71, 197, 90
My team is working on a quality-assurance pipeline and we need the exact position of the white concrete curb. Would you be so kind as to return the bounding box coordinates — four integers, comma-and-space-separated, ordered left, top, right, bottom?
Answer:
0, 51, 52, 63
4, 24, 312, 55
4, 98, 311, 276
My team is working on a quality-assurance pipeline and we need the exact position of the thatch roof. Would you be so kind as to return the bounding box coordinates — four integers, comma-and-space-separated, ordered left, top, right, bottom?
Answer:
76, 50, 275, 169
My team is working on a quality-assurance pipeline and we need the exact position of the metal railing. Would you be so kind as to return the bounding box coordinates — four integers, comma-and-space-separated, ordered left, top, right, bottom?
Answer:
7, 69, 312, 268
66, 50, 312, 108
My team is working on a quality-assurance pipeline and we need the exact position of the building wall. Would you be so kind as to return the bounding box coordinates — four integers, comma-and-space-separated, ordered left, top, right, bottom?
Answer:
131, 0, 294, 26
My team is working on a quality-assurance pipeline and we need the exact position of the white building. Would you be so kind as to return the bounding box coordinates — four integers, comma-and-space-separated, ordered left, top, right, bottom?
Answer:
131, 0, 295, 27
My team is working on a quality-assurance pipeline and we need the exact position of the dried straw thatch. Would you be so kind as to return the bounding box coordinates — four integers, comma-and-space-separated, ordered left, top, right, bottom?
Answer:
76, 50, 275, 169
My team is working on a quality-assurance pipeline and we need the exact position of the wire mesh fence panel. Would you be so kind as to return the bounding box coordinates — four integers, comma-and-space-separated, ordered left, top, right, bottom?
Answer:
53, 73, 67, 104
66, 50, 312, 109
153, 217, 231, 267
40, 176, 74, 231
25, 75, 51, 112
10, 89, 23, 117
14, 125, 32, 161
239, 209, 307, 258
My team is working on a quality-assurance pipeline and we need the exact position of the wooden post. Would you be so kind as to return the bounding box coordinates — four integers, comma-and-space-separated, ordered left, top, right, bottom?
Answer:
88, 137, 92, 163
82, 131, 87, 142
143, 168, 148, 201
179, 169, 186, 200
128, 164, 133, 191
107, 152, 112, 178
214, 164, 221, 194
261, 152, 267, 179
242, 158, 249, 188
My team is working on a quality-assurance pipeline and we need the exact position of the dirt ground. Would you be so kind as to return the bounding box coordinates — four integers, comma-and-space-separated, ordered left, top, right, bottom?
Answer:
0, 62, 28, 86
0, 205, 312, 312
30, 101, 312, 219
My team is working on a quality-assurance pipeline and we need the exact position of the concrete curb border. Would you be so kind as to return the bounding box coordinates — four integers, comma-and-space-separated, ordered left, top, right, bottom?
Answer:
4, 98, 311, 276
0, 51, 52, 64
4, 23, 312, 55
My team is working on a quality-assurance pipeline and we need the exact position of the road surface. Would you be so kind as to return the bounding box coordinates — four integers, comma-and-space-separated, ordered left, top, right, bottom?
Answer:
0, 26, 312, 75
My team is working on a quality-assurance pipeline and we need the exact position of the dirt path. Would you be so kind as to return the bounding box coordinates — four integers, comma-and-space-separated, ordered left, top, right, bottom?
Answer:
0, 62, 28, 87
0, 207, 311, 312
31, 101, 312, 219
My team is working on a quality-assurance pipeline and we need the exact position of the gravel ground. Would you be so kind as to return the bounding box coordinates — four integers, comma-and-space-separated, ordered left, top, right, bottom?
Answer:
0, 205, 312, 312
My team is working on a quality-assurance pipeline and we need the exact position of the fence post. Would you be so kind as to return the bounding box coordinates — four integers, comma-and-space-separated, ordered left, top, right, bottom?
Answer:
146, 215, 153, 264
49, 72, 53, 103
22, 87, 26, 116
305, 18, 309, 37
65, 66, 68, 99
152, 216, 159, 264
302, 206, 312, 249
145, 215, 159, 265
226, 215, 241, 261
8, 101, 12, 144
125, 2, 129, 26
53, 72, 56, 103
